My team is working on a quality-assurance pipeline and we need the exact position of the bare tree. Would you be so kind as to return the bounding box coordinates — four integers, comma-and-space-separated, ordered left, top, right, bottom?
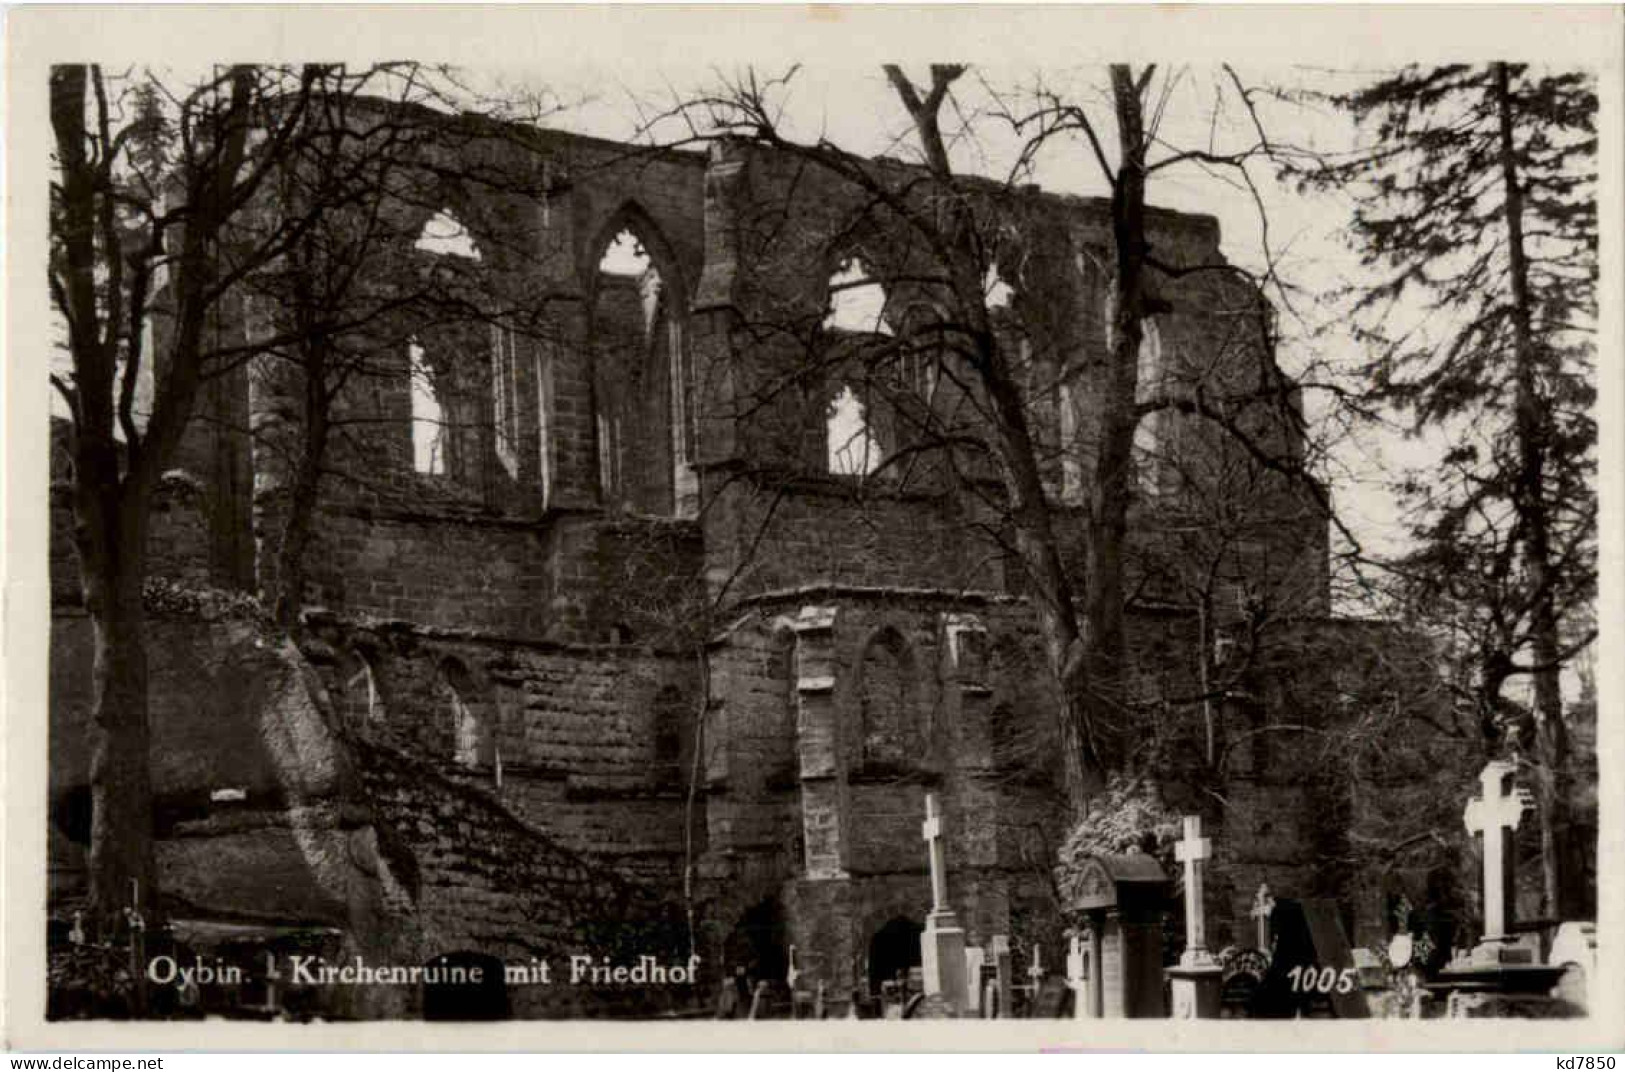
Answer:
648, 64, 1319, 819
46, 62, 498, 934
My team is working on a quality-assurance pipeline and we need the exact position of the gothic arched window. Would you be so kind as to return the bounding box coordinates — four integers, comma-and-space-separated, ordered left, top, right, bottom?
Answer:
858, 628, 918, 768
1133, 318, 1166, 494
415, 209, 481, 261
590, 218, 688, 516
408, 339, 446, 475
442, 658, 496, 773
824, 258, 893, 336
337, 647, 382, 730
827, 384, 882, 477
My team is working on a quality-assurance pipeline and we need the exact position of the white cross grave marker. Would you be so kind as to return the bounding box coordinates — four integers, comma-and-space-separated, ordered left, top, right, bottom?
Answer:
1463, 760, 1529, 940
1250, 883, 1275, 951
1028, 942, 1044, 986
1175, 815, 1213, 965
918, 792, 968, 1008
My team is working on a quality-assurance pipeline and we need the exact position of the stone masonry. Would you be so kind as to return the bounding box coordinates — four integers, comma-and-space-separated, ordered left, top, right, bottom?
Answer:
47, 98, 1386, 1018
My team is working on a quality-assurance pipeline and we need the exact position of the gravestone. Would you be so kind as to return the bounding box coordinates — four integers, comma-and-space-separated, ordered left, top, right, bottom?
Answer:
1427, 762, 1570, 1013
1218, 947, 1269, 1020
1302, 898, 1371, 1018
1250, 884, 1275, 952
1067, 852, 1169, 1018
1549, 922, 1596, 1012
1463, 761, 1527, 944
918, 793, 967, 1015
1032, 975, 1071, 1019
1352, 947, 1386, 990
1248, 898, 1369, 1018
1065, 934, 1089, 1021
786, 944, 806, 1019
1166, 816, 1224, 1018
991, 934, 1014, 1018
962, 946, 985, 1015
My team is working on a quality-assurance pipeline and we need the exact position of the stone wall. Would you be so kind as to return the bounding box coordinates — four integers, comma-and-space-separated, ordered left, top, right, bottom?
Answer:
48, 601, 701, 1019
306, 619, 703, 865
44, 100, 1376, 1019
353, 737, 694, 1017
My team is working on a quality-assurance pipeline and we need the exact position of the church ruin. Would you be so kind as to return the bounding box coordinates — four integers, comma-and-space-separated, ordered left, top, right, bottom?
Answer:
48, 98, 1394, 1020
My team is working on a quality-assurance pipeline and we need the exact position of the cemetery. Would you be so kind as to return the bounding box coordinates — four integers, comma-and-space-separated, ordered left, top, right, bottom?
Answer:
790, 763, 1594, 1022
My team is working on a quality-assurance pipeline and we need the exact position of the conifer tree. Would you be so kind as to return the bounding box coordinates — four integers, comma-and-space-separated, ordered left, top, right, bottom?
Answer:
1300, 64, 1597, 919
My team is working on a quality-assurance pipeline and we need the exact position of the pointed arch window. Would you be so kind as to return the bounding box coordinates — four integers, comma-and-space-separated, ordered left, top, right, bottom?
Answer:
336, 648, 382, 731
409, 340, 446, 475
491, 323, 519, 479
591, 221, 687, 515
442, 659, 498, 777
984, 264, 1015, 312
1133, 318, 1165, 494
858, 628, 919, 769
827, 385, 882, 477
824, 258, 893, 337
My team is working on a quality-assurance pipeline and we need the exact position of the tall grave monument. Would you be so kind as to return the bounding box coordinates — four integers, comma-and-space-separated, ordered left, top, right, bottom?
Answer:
918, 793, 967, 1015
1165, 816, 1225, 1018
1066, 851, 1169, 1018
1429, 760, 1570, 1009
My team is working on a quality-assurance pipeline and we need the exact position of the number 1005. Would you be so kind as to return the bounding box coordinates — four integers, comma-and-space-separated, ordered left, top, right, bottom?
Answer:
1285, 965, 1358, 994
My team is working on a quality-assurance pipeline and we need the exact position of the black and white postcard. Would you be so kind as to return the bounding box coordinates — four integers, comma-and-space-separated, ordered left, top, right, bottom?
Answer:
4, 3, 1621, 1052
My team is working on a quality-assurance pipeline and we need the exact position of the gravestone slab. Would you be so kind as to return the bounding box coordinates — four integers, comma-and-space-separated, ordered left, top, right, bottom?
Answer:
1249, 898, 1368, 1019
1218, 948, 1268, 1020
1066, 853, 1169, 1018
1302, 899, 1371, 1018
1032, 976, 1071, 1019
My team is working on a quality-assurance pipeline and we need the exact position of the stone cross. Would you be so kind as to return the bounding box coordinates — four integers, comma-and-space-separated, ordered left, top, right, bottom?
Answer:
918, 792, 967, 1010
1174, 815, 1213, 964
787, 944, 800, 991
1028, 941, 1044, 986
922, 792, 948, 912
1463, 760, 1529, 940
1250, 883, 1275, 950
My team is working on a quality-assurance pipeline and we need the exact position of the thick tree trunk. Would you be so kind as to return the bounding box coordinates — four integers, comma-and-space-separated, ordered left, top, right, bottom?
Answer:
1072, 64, 1154, 781
1494, 62, 1574, 920
71, 448, 160, 940
987, 349, 1108, 816
885, 65, 1111, 817
85, 572, 156, 936
273, 355, 331, 629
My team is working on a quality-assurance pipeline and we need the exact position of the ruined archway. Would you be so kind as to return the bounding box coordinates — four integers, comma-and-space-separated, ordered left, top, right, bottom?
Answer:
722, 896, 789, 987
866, 916, 923, 997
